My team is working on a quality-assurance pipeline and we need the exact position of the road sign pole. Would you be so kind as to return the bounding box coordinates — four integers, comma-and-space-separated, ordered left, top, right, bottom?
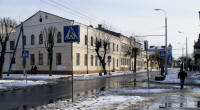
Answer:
71, 42, 74, 102
109, 62, 110, 74
21, 23, 27, 82
64, 24, 80, 103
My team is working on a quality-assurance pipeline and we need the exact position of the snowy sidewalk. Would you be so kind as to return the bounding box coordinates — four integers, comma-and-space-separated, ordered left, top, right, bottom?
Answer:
0, 69, 154, 92
150, 69, 200, 85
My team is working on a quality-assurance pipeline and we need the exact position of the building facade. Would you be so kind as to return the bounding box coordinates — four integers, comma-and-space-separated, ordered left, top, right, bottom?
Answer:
194, 34, 200, 65
4, 11, 147, 74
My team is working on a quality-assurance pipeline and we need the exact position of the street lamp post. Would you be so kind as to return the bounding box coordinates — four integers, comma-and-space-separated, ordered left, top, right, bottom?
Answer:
178, 31, 188, 71
154, 8, 168, 75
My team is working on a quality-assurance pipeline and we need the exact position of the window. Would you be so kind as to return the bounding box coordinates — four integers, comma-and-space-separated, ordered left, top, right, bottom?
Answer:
113, 43, 115, 51
117, 59, 118, 67
91, 36, 93, 46
85, 35, 88, 45
57, 32, 62, 43
10, 41, 15, 50
76, 53, 80, 65
47, 54, 50, 65
99, 60, 101, 66
56, 53, 62, 65
113, 58, 115, 67
23, 35, 26, 45
39, 53, 43, 65
95, 55, 98, 66
31, 34, 35, 45
108, 43, 110, 50
30, 54, 35, 65
84, 54, 88, 66
91, 55, 93, 66
117, 45, 118, 52
95, 37, 97, 45
39, 34, 43, 44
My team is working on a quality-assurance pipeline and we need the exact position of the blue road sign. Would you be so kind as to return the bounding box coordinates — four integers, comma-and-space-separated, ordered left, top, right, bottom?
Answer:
107, 56, 111, 62
22, 50, 29, 58
160, 51, 166, 58
168, 53, 172, 60
64, 25, 80, 42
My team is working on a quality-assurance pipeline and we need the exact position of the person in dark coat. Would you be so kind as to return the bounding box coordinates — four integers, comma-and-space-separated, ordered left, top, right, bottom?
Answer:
178, 69, 187, 89
31, 66, 34, 75
33, 65, 38, 74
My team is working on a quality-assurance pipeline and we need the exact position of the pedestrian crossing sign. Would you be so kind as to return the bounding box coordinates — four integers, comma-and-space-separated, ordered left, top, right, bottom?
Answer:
64, 25, 80, 42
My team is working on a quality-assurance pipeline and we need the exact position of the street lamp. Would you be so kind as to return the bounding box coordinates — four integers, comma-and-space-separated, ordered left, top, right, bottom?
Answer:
154, 8, 168, 75
178, 31, 188, 71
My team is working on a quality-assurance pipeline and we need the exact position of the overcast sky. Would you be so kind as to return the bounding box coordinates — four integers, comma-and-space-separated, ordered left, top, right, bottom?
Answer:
1, 0, 200, 59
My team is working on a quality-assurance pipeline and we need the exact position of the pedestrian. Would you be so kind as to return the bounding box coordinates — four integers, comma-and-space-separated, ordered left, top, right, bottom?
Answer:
178, 69, 187, 89
34, 65, 38, 74
31, 66, 34, 75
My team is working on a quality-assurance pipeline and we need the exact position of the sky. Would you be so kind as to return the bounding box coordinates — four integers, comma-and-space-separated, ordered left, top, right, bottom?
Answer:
1, 0, 200, 59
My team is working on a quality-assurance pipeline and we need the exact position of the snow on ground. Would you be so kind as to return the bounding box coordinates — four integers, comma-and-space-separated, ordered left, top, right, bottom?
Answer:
0, 70, 153, 91
36, 87, 174, 110
0, 80, 47, 90
74, 69, 157, 80
109, 88, 172, 94
3, 74, 70, 79
3, 69, 154, 80
37, 89, 144, 110
152, 68, 200, 85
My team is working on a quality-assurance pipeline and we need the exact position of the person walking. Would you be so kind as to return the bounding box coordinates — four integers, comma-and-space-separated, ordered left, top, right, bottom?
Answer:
31, 66, 34, 75
33, 65, 38, 74
178, 69, 187, 89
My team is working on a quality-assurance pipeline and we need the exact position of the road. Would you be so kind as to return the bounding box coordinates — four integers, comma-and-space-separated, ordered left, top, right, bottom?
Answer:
2, 69, 200, 110
0, 71, 149, 110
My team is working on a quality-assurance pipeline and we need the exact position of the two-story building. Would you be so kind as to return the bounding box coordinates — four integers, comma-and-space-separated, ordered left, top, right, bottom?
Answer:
5, 10, 146, 74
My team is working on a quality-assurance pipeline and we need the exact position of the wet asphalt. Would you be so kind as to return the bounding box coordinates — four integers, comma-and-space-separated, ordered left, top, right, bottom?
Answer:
1, 69, 200, 110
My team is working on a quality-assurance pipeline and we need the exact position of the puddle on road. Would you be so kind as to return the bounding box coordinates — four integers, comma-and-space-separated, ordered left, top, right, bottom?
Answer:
138, 92, 200, 110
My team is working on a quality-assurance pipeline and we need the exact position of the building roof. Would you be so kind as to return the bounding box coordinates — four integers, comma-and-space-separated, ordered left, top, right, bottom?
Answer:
16, 10, 74, 28
96, 24, 121, 37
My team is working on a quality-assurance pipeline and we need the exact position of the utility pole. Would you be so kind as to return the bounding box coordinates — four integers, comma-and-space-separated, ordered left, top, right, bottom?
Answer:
21, 23, 26, 77
164, 16, 168, 75
186, 37, 188, 71
144, 40, 149, 88
178, 31, 188, 71
154, 8, 168, 75
8, 23, 23, 76
87, 26, 89, 74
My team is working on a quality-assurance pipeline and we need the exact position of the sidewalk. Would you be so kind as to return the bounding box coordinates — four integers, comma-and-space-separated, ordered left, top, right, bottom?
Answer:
0, 69, 157, 92
150, 69, 200, 85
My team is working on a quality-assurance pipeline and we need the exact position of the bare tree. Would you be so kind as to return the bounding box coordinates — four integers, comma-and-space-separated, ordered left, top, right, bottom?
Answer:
42, 26, 57, 76
95, 32, 109, 75
125, 37, 140, 73
0, 18, 16, 78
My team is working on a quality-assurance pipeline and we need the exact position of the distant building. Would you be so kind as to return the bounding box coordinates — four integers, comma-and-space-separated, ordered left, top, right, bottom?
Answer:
148, 44, 173, 67
194, 34, 200, 65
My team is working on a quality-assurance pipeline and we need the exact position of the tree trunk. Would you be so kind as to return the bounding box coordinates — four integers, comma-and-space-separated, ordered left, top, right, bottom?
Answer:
0, 44, 6, 79
130, 56, 132, 71
49, 51, 53, 76
102, 62, 107, 75
134, 53, 137, 73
